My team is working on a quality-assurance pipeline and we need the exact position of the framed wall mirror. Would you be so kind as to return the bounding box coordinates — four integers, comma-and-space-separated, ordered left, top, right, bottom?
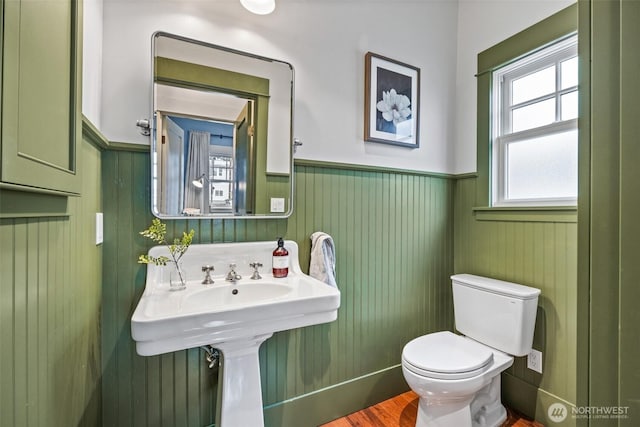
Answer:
151, 32, 294, 218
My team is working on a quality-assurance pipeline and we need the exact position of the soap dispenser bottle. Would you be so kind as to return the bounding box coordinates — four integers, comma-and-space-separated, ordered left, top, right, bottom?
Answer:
272, 237, 289, 278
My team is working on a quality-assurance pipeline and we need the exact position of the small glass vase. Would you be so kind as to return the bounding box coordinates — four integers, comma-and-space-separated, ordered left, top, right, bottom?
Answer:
169, 261, 187, 291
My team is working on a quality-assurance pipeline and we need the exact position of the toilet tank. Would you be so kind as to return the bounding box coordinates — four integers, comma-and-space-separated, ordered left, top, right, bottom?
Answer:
452, 274, 540, 357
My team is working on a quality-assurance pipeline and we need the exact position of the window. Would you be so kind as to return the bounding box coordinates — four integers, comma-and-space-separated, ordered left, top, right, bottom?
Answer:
491, 34, 578, 207
208, 155, 233, 209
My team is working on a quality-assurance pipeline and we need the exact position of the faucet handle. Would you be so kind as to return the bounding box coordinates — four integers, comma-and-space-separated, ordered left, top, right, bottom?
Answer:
249, 262, 263, 280
226, 263, 241, 282
201, 265, 215, 285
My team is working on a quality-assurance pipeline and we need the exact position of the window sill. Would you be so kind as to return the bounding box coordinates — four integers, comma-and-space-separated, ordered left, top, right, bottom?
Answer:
472, 206, 577, 223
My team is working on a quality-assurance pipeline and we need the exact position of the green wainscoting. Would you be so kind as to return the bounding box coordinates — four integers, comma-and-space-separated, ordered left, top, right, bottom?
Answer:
100, 149, 455, 427
454, 177, 577, 425
0, 139, 103, 427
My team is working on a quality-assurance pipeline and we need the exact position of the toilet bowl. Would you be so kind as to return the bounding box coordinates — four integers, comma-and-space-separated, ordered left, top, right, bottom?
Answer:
402, 331, 513, 427
402, 274, 540, 427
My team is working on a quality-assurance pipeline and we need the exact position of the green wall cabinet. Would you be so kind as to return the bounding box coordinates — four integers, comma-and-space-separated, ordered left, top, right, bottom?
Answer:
1, 0, 82, 195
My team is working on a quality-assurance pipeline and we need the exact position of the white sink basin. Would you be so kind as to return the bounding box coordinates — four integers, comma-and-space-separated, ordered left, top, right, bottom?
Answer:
182, 281, 293, 311
131, 258, 340, 356
140, 280, 294, 319
131, 240, 341, 427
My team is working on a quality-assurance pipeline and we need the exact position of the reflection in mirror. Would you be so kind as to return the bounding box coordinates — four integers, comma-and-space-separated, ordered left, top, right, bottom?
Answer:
151, 32, 294, 218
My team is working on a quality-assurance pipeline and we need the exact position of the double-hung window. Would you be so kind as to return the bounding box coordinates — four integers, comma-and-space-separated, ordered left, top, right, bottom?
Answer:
491, 34, 578, 207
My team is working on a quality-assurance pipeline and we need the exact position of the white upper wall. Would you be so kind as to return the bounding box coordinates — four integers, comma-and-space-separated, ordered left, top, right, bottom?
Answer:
98, 0, 459, 174
88, 0, 576, 175
453, 0, 576, 174
82, 0, 103, 127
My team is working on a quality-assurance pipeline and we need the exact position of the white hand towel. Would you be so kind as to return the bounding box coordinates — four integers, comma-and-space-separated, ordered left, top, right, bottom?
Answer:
309, 232, 337, 287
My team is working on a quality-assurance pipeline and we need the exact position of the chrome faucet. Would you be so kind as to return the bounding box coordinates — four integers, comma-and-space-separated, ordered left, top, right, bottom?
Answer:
201, 265, 215, 285
225, 263, 242, 283
249, 262, 263, 280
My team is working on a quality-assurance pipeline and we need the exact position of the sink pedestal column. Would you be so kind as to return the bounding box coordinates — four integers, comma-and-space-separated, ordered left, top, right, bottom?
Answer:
215, 333, 273, 427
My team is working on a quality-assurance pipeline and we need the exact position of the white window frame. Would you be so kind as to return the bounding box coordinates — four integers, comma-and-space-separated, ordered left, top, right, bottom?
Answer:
491, 33, 578, 207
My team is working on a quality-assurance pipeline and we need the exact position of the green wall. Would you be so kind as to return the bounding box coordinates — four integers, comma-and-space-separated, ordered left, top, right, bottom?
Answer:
453, 177, 577, 425
0, 105, 583, 427
0, 137, 103, 427
100, 149, 455, 427
460, 5, 580, 424
581, 0, 640, 424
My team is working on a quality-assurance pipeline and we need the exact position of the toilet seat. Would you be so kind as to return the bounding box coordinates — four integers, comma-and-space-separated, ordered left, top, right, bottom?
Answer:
402, 331, 494, 380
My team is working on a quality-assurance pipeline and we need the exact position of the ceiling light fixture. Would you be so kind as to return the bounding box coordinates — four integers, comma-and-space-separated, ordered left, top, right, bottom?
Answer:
240, 0, 275, 15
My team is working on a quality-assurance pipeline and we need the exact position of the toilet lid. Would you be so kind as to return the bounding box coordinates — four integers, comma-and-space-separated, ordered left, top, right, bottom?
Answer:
402, 331, 494, 380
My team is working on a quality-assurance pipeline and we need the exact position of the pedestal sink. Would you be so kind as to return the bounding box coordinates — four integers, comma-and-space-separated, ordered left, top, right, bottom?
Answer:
131, 240, 341, 427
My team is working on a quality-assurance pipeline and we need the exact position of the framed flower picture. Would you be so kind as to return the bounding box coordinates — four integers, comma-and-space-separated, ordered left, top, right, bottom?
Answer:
364, 52, 420, 148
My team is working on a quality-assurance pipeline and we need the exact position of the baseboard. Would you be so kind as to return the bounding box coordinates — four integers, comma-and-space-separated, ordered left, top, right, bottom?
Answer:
263, 364, 409, 427
502, 372, 539, 418
502, 372, 576, 427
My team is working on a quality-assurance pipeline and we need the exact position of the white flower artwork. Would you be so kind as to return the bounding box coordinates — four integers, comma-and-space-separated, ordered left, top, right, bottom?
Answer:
376, 89, 412, 125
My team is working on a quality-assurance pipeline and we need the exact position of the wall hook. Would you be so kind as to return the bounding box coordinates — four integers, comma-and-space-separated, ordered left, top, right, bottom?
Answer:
200, 345, 220, 369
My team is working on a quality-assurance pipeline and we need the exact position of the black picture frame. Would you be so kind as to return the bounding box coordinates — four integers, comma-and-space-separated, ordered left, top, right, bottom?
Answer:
364, 52, 420, 148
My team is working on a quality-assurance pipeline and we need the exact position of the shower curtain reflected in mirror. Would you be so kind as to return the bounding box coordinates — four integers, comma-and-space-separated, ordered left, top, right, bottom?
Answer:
184, 131, 210, 214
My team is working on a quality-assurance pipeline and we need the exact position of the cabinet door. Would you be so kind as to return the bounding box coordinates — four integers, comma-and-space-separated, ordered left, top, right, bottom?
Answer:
1, 0, 82, 195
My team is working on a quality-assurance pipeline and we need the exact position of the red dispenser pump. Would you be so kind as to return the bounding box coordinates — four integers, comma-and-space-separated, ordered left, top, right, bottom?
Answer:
272, 237, 289, 278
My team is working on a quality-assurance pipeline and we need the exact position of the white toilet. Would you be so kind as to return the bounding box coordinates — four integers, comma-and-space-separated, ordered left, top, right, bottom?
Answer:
401, 274, 540, 427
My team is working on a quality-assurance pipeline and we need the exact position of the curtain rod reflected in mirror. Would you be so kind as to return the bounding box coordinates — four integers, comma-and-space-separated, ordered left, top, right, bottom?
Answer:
149, 32, 295, 219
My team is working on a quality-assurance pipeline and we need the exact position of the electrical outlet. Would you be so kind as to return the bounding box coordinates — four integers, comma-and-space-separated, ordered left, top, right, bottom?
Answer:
527, 349, 542, 373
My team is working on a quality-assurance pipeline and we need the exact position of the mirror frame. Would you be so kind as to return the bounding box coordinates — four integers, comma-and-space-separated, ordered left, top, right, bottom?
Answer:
150, 31, 295, 219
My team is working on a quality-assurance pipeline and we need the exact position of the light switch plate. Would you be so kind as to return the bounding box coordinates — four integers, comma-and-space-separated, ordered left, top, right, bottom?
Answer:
96, 213, 103, 245
270, 198, 285, 213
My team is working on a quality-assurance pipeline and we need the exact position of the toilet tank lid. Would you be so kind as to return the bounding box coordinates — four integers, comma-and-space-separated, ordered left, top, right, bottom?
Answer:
451, 274, 541, 300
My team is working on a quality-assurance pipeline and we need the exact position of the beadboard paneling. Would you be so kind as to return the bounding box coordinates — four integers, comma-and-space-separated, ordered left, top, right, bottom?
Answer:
100, 151, 455, 427
0, 140, 103, 427
453, 177, 577, 418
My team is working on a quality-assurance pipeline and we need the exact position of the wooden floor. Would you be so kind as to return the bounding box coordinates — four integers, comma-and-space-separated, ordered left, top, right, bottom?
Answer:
320, 391, 544, 427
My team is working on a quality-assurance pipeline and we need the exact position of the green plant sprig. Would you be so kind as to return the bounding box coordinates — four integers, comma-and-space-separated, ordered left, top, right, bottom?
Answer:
138, 218, 195, 267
